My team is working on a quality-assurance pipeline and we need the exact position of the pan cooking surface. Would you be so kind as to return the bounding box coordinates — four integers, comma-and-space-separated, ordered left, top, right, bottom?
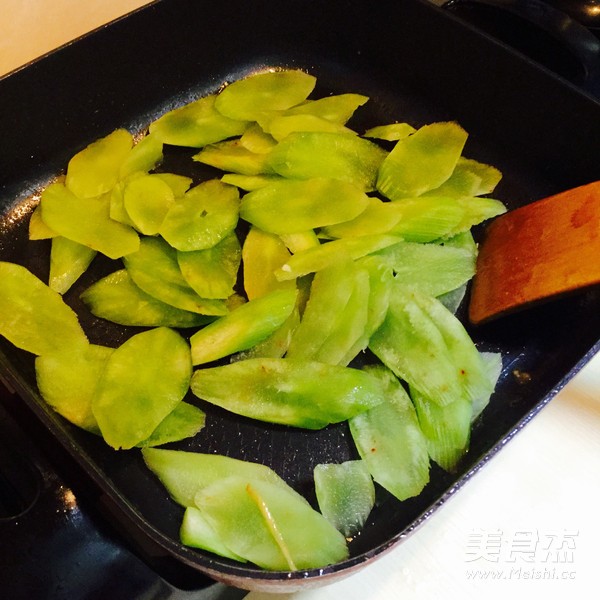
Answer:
1, 0, 600, 590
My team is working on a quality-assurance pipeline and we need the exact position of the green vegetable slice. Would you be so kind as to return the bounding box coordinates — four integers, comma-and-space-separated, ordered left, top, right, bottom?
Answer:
411, 385, 472, 473
119, 133, 164, 179
221, 173, 283, 191
322, 196, 465, 242
337, 256, 394, 365
274, 234, 403, 281
195, 476, 348, 570
93, 327, 192, 449
123, 236, 228, 316
267, 114, 355, 141
0, 261, 88, 356
180, 506, 247, 561
242, 227, 295, 300
314, 460, 375, 537
40, 182, 140, 260
178, 232, 241, 300
315, 266, 369, 365
142, 448, 295, 507
29, 204, 57, 240
137, 402, 206, 448
363, 122, 415, 141
122, 173, 176, 235
80, 269, 213, 328
160, 179, 240, 252
349, 365, 430, 500
370, 288, 491, 408
65, 128, 133, 198
376, 121, 468, 200
368, 289, 465, 407
375, 240, 476, 298
267, 131, 387, 191
190, 288, 298, 365
214, 69, 316, 121
35, 343, 113, 433
283, 93, 368, 123
153, 172, 194, 197
239, 123, 278, 153
424, 157, 502, 197
240, 178, 369, 234
149, 93, 249, 147
190, 358, 384, 429
49, 236, 97, 294
193, 140, 272, 176
286, 260, 356, 360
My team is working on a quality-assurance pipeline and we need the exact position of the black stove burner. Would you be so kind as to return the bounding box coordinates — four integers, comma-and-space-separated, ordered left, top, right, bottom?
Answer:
0, 381, 246, 600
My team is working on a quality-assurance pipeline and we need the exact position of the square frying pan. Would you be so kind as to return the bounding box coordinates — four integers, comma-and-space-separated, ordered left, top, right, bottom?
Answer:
1, 0, 600, 592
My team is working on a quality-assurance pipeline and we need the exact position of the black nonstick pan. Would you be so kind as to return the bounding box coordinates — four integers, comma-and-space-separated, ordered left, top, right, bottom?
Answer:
1, 0, 600, 592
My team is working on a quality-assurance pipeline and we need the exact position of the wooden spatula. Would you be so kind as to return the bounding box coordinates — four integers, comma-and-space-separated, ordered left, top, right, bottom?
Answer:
469, 181, 600, 325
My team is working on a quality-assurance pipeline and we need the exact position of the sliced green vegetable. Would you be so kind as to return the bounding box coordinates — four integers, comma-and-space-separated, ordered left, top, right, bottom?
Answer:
65, 129, 133, 198
193, 139, 272, 176
190, 288, 298, 364
0, 261, 88, 355
314, 460, 375, 537
137, 402, 206, 448
349, 365, 430, 500
242, 226, 295, 300
274, 234, 403, 281
232, 306, 301, 360
40, 182, 140, 259
35, 343, 113, 433
411, 385, 472, 473
93, 327, 192, 449
180, 506, 247, 561
153, 172, 194, 197
123, 173, 176, 235
141, 448, 293, 507
267, 131, 387, 191
239, 123, 278, 153
119, 133, 163, 179
375, 240, 476, 298
369, 289, 466, 407
49, 236, 97, 294
160, 179, 239, 252
196, 476, 348, 570
370, 288, 491, 408
221, 173, 283, 191
322, 196, 466, 243
376, 121, 468, 200
190, 358, 384, 429
363, 122, 415, 141
283, 93, 368, 124
240, 178, 369, 234
279, 230, 321, 253
338, 256, 394, 365
149, 93, 249, 147
424, 157, 502, 197
286, 260, 368, 365
214, 69, 316, 121
268, 114, 355, 141
80, 269, 212, 328
286, 260, 356, 360
178, 232, 241, 300
29, 204, 57, 240
123, 236, 227, 316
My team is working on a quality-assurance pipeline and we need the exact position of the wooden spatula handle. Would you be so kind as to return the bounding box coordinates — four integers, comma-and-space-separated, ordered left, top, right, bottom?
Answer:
469, 181, 600, 324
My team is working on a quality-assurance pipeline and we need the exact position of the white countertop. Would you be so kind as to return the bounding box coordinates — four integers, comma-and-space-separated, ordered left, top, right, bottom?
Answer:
2, 3, 599, 599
